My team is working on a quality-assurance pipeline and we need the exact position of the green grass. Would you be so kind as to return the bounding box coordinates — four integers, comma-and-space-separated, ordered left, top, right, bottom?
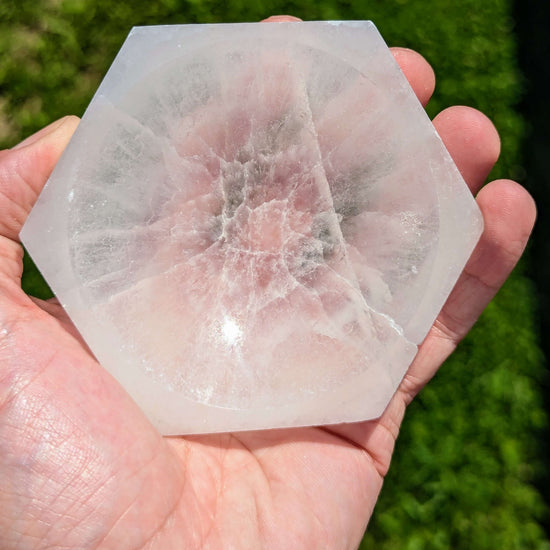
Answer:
1, 0, 546, 547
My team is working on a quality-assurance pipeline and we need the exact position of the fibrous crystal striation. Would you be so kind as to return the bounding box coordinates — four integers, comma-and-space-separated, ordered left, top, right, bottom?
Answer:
20, 21, 483, 434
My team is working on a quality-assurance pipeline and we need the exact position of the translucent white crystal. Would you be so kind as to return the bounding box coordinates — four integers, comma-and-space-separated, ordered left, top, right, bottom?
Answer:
20, 21, 483, 434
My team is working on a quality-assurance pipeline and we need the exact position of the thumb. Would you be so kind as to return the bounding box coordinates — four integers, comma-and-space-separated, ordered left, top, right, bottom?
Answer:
0, 116, 80, 243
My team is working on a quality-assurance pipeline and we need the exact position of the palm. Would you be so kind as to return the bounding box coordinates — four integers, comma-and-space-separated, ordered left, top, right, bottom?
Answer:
0, 44, 535, 549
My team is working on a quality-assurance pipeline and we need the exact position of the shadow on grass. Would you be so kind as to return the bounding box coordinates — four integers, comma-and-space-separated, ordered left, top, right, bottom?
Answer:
514, 0, 550, 534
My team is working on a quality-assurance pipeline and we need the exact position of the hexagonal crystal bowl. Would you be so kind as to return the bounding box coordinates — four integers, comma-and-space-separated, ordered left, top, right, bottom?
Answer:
20, 21, 483, 434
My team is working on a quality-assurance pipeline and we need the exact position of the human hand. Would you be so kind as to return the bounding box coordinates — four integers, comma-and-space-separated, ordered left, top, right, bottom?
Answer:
0, 18, 535, 550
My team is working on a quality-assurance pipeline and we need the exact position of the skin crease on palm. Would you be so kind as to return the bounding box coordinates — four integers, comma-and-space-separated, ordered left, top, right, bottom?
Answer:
0, 14, 536, 550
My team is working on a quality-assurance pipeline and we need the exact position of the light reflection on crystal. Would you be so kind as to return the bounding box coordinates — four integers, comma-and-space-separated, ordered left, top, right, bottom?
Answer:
221, 317, 243, 347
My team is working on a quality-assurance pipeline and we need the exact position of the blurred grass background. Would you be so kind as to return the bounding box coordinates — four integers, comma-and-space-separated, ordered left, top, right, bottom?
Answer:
1, 1, 548, 548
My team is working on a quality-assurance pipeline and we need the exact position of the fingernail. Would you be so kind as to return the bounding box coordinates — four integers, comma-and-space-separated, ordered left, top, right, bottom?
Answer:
11, 116, 73, 151
262, 15, 302, 23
